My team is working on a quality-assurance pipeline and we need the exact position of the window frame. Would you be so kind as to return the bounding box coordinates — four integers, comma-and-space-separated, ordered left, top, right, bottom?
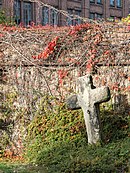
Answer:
89, 12, 95, 19
116, 0, 122, 8
89, 12, 103, 20
14, 0, 34, 26
42, 6, 58, 26
50, 8, 58, 26
42, 6, 49, 26
90, 0, 95, 4
96, 13, 103, 19
97, 0, 102, 4
23, 1, 33, 26
110, 0, 115, 7
0, 0, 2, 5
74, 9, 81, 25
14, 0, 21, 25
67, 8, 81, 26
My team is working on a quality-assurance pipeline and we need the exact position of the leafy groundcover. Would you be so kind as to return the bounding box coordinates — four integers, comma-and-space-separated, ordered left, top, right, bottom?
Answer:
0, 105, 129, 173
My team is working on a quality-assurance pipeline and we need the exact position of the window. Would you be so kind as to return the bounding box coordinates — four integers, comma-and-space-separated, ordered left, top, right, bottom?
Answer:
67, 9, 73, 25
14, 1, 33, 26
90, 13, 95, 19
14, 0, 21, 25
0, 0, 2, 6
116, 0, 122, 7
67, 9, 81, 25
42, 6, 49, 25
90, 0, 95, 3
50, 8, 58, 26
90, 13, 103, 20
42, 6, 58, 26
110, 0, 115, 6
23, 2, 32, 26
96, 13, 103, 19
97, 0, 102, 4
0, 0, 2, 5
75, 10, 81, 25
90, 0, 102, 5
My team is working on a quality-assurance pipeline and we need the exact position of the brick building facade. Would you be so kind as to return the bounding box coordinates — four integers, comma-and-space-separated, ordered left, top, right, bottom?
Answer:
0, 0, 130, 26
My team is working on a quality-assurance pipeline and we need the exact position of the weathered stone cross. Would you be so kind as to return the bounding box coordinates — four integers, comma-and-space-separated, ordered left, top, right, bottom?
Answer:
66, 74, 111, 145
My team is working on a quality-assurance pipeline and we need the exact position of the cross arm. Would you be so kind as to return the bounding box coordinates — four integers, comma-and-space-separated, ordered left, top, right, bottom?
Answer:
92, 86, 111, 104
66, 94, 81, 110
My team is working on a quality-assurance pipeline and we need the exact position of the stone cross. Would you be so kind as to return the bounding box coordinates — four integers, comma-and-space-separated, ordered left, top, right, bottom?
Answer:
66, 74, 111, 145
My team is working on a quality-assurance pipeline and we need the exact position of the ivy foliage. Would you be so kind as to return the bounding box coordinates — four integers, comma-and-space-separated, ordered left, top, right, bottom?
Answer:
24, 98, 130, 173
0, 92, 129, 172
0, 10, 15, 25
0, 10, 6, 24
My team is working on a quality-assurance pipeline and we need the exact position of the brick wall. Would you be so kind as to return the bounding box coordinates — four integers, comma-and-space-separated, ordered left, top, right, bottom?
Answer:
1, 0, 130, 25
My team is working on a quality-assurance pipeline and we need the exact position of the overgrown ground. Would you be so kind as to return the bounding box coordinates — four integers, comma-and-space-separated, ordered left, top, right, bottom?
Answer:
0, 12, 130, 173
0, 105, 130, 173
